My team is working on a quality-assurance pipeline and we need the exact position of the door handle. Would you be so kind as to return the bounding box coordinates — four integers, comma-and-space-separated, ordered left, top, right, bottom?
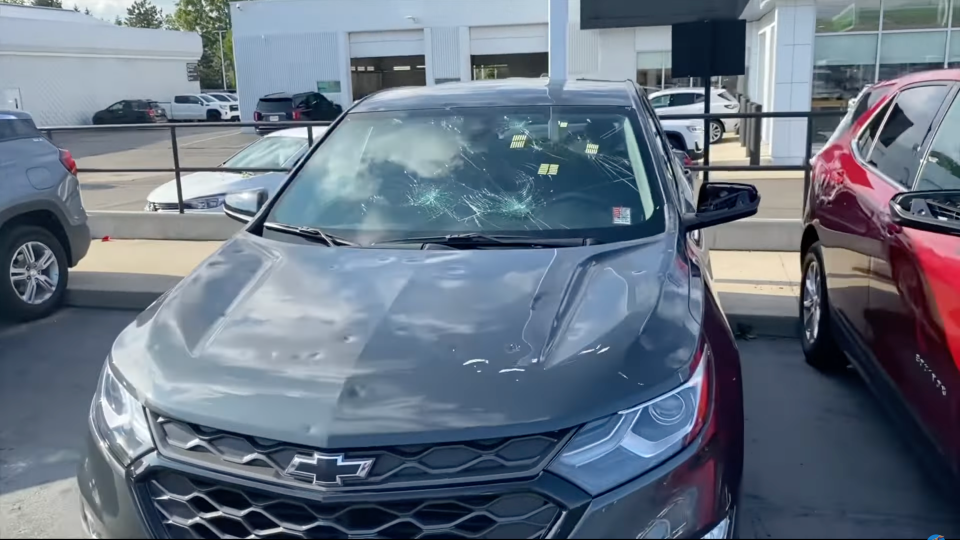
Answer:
884, 222, 901, 237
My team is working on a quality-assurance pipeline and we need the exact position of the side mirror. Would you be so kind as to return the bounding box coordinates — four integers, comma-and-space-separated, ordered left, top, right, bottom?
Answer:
681, 182, 760, 231
889, 190, 960, 236
224, 188, 268, 223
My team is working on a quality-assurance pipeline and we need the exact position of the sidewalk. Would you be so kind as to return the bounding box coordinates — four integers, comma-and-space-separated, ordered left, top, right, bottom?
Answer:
68, 240, 800, 337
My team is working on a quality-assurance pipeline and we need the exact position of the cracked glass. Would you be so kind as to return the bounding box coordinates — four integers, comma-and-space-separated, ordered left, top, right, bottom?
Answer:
267, 106, 665, 245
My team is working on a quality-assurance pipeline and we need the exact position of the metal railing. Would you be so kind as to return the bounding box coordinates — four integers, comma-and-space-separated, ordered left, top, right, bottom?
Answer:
659, 109, 847, 207
41, 109, 848, 215
41, 121, 332, 214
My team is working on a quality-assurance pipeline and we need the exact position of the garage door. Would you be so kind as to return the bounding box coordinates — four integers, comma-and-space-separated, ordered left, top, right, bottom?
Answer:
469, 24, 548, 56
350, 30, 424, 58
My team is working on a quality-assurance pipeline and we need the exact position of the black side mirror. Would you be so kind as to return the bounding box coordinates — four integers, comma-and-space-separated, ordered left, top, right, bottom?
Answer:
889, 190, 960, 236
224, 188, 269, 223
681, 182, 760, 231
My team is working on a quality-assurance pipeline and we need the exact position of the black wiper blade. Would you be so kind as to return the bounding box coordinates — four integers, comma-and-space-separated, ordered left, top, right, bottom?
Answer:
264, 222, 359, 247
372, 233, 587, 248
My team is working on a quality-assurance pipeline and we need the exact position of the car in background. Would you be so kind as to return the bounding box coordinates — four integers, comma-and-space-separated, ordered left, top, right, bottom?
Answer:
660, 118, 705, 161
801, 69, 960, 486
649, 88, 740, 145
206, 92, 239, 106
79, 78, 758, 540
91, 100, 167, 125
253, 91, 343, 134
159, 94, 239, 122
144, 127, 321, 213
0, 110, 89, 321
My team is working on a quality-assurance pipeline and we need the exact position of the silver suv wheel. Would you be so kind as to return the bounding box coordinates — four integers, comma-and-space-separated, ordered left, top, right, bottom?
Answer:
9, 241, 60, 305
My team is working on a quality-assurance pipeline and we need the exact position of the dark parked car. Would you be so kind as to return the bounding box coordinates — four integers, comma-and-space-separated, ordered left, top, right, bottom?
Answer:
92, 99, 167, 125
801, 69, 960, 485
0, 110, 90, 321
78, 79, 758, 540
253, 91, 343, 134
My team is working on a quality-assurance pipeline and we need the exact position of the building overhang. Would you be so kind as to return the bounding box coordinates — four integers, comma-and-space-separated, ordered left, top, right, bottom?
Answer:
579, 0, 752, 29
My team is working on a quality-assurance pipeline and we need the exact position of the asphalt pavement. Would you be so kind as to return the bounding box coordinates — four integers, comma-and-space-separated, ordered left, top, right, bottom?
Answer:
0, 308, 957, 538
53, 126, 259, 212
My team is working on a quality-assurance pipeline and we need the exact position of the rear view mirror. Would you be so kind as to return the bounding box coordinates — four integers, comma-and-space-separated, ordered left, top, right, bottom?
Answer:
224, 188, 269, 223
889, 190, 960, 236
681, 182, 760, 232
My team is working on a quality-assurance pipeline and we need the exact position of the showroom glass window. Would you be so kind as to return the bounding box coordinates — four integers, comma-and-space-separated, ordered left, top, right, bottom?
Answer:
813, 0, 960, 140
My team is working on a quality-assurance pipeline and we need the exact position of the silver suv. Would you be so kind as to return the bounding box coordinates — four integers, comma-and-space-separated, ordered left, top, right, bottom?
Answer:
0, 110, 90, 321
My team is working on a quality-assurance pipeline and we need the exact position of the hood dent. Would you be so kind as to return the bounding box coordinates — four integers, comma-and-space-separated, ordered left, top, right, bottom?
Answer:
112, 232, 702, 448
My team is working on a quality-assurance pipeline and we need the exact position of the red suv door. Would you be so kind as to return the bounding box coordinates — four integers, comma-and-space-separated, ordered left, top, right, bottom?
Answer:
865, 84, 960, 476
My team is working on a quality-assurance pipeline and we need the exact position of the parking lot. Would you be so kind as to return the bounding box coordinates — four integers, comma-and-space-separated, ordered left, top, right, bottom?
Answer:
52, 126, 258, 212
55, 127, 807, 218
0, 308, 957, 539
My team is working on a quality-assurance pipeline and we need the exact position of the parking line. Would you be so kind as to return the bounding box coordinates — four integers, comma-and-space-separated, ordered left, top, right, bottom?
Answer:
179, 129, 244, 147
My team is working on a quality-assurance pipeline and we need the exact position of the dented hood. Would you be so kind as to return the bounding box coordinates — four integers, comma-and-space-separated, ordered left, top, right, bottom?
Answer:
111, 232, 701, 448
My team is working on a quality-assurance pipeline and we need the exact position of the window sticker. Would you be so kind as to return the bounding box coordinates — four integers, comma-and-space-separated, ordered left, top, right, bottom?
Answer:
613, 207, 632, 225
510, 134, 528, 149
538, 163, 560, 175
586, 143, 599, 155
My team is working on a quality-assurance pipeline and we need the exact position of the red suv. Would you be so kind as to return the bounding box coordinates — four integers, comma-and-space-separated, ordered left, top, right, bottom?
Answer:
801, 69, 960, 484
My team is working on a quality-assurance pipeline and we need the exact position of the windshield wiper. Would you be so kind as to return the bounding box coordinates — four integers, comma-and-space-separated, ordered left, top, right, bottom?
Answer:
372, 233, 588, 248
264, 222, 359, 247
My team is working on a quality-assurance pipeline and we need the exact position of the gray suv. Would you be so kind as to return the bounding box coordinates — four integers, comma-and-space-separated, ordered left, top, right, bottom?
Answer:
0, 110, 90, 321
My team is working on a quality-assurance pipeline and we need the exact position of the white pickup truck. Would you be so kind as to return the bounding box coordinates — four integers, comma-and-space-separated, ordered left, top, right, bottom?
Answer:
158, 94, 239, 122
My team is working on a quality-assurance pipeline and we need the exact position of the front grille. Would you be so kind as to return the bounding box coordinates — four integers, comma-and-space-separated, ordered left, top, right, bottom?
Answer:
147, 202, 180, 212
230, 105, 238, 111
143, 469, 561, 539
153, 416, 571, 491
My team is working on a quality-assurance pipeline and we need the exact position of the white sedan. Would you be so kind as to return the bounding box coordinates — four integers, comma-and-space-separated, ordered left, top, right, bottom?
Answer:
145, 127, 324, 213
649, 88, 741, 144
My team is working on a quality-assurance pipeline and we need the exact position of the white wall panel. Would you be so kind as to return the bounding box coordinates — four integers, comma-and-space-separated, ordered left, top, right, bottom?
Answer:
597, 28, 637, 82
634, 26, 671, 52
0, 55, 199, 126
349, 30, 424, 57
430, 27, 462, 79
469, 24, 548, 55
234, 31, 343, 119
567, 23, 599, 78
230, 0, 548, 37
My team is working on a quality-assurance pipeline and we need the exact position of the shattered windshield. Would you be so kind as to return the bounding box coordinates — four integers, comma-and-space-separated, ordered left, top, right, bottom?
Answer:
266, 106, 665, 244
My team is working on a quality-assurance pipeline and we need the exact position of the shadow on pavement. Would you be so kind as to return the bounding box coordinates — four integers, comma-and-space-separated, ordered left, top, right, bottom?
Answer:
0, 308, 136, 494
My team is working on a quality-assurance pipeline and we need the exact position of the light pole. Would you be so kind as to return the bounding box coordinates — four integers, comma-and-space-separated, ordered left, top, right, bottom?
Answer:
215, 29, 228, 90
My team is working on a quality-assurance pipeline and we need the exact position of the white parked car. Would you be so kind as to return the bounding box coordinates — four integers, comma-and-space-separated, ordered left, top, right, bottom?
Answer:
206, 92, 239, 105
158, 94, 239, 122
660, 118, 705, 161
649, 88, 740, 144
145, 127, 323, 213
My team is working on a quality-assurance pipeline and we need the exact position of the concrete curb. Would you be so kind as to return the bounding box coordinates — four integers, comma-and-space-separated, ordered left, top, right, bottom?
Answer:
87, 211, 803, 251
88, 211, 242, 241
65, 279, 801, 339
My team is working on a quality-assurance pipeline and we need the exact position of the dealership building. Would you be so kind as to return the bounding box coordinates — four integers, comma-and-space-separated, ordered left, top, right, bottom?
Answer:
0, 4, 201, 126
230, 0, 960, 164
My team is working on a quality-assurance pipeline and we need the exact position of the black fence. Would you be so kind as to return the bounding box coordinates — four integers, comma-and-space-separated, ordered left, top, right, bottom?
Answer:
41, 121, 332, 214
41, 109, 846, 214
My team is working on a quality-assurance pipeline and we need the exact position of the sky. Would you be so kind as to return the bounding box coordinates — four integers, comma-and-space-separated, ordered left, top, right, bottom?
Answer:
75, 0, 177, 22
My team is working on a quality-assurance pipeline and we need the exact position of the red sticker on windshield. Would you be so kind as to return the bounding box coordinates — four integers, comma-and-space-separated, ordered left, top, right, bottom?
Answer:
613, 207, 632, 225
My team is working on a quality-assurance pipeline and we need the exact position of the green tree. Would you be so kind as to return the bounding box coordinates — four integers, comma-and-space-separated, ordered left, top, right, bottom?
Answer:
169, 0, 238, 89
124, 0, 163, 28
31, 0, 63, 7
72, 4, 79, 10
113, 15, 122, 25
4, 0, 27, 5
83, 6, 90, 14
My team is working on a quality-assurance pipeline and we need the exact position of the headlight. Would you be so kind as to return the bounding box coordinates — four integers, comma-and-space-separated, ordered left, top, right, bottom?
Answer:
92, 364, 153, 466
687, 124, 704, 133
183, 195, 225, 210
548, 343, 711, 495
219, 104, 229, 110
